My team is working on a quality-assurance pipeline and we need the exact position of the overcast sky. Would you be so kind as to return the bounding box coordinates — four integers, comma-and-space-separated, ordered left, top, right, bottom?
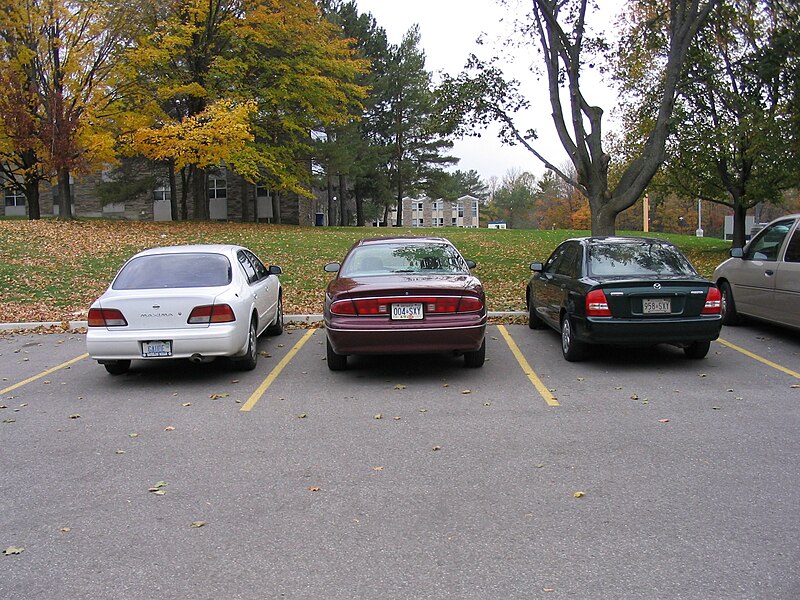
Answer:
354, 0, 623, 184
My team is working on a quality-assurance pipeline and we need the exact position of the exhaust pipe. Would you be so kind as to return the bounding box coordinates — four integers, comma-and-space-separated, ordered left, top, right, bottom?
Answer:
189, 353, 203, 363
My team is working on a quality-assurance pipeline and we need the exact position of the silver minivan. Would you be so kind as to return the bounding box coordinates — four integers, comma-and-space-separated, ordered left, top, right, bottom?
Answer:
713, 214, 800, 330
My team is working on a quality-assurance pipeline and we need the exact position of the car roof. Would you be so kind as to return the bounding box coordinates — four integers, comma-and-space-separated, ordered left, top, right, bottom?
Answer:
132, 244, 244, 257
566, 236, 678, 246
353, 236, 454, 247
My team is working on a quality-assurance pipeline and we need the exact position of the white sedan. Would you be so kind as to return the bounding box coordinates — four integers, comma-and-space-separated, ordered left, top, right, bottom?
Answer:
86, 244, 283, 375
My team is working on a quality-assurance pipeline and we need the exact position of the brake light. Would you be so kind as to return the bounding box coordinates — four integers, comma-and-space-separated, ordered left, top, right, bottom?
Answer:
702, 287, 722, 314
330, 296, 484, 316
187, 304, 236, 324
458, 296, 484, 313
330, 299, 357, 315
87, 308, 128, 327
586, 289, 611, 317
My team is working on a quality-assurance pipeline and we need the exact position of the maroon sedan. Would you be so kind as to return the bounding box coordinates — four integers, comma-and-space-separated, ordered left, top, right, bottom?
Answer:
323, 237, 487, 370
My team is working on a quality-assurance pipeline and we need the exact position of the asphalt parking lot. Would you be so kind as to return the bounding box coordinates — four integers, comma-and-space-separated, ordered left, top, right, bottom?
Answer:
2, 321, 799, 599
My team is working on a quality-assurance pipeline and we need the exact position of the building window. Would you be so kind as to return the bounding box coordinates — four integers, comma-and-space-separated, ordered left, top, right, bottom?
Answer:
456, 202, 464, 218
256, 183, 269, 198
4, 187, 25, 207
153, 183, 170, 203
472, 200, 479, 217
209, 175, 227, 199
431, 200, 442, 211
413, 201, 423, 212
451, 217, 457, 226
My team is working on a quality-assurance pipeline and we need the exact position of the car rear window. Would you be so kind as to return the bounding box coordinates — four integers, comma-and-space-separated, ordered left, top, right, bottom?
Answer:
588, 242, 697, 277
340, 243, 468, 277
112, 253, 232, 289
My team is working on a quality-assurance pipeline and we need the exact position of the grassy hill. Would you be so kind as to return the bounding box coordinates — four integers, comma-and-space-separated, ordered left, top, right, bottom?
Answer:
0, 219, 731, 323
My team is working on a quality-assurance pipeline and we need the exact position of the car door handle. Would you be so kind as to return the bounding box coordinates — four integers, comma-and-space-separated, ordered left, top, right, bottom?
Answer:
765, 270, 775, 276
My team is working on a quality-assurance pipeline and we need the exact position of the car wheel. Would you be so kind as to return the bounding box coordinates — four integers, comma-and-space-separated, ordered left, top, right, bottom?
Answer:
464, 339, 486, 368
326, 337, 347, 371
527, 293, 546, 330
266, 294, 284, 336
561, 315, 587, 362
234, 319, 258, 371
684, 340, 711, 359
719, 281, 740, 325
103, 360, 130, 375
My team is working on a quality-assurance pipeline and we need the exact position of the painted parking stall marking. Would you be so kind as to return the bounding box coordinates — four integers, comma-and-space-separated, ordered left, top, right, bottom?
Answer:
240, 326, 319, 412
717, 338, 800, 380
0, 353, 89, 395
496, 325, 559, 407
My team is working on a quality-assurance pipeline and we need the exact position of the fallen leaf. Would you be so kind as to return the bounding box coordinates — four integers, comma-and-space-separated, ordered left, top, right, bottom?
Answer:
307, 487, 321, 492
461, 389, 471, 394
209, 393, 229, 400
373, 466, 384, 471
630, 394, 640, 400
190, 521, 206, 528
297, 413, 307, 419
128, 433, 139, 438
418, 408, 428, 413
573, 491, 585, 498
60, 527, 71, 533
115, 450, 126, 455
393, 416, 401, 421
164, 426, 176, 431
394, 384, 407, 390
534, 464, 545, 469
69, 414, 80, 419
3, 546, 24, 556
699, 373, 707, 378
658, 419, 670, 423
182, 403, 192, 407
432, 445, 442, 451
373, 413, 383, 420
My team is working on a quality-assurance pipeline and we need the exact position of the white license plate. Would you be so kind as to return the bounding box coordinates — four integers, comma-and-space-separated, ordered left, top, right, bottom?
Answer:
643, 298, 671, 314
142, 340, 172, 357
391, 303, 423, 320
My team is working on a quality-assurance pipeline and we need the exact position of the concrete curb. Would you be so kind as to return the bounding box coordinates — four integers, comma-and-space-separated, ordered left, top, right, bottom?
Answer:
0, 312, 527, 332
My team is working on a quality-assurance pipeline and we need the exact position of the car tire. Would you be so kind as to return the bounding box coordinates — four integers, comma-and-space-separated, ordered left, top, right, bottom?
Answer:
464, 339, 486, 368
684, 340, 711, 359
234, 319, 258, 371
104, 360, 130, 375
326, 338, 347, 371
719, 281, 740, 326
266, 294, 284, 336
527, 293, 546, 330
561, 315, 587, 362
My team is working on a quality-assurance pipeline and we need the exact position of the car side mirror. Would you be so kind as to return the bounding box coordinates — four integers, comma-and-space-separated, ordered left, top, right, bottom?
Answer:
530, 262, 543, 272
730, 248, 744, 258
465, 259, 477, 269
324, 262, 340, 273
269, 265, 282, 275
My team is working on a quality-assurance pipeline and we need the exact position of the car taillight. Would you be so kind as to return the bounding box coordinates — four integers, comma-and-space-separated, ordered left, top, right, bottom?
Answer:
330, 296, 484, 316
586, 289, 611, 317
187, 304, 236, 324
330, 299, 357, 315
702, 287, 722, 314
87, 308, 128, 327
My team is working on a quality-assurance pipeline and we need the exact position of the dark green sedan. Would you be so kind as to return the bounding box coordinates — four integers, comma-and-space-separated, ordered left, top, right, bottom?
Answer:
526, 237, 723, 361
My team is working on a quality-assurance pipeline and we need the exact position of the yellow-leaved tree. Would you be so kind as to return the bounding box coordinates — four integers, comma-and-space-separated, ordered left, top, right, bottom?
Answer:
126, 0, 368, 221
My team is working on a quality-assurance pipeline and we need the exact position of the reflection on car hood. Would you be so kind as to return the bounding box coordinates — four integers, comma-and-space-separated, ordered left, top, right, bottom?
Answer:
327, 274, 483, 297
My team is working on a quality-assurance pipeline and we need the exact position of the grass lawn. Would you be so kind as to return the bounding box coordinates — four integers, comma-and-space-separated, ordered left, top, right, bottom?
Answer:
0, 219, 732, 324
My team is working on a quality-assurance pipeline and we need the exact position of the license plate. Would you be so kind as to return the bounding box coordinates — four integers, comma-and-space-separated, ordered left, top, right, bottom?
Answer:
142, 340, 172, 357
391, 303, 423, 320
643, 298, 671, 314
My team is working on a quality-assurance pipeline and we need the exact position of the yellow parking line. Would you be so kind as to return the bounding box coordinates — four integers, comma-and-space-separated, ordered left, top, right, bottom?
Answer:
1, 353, 89, 395
717, 338, 800, 380
240, 327, 318, 412
496, 325, 559, 406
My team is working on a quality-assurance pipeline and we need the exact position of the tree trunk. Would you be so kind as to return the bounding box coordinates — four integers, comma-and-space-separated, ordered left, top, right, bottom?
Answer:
355, 189, 364, 226
25, 177, 40, 220
57, 167, 73, 220
339, 173, 347, 226
590, 196, 617, 236
241, 177, 250, 223
732, 201, 748, 249
180, 167, 189, 220
168, 159, 178, 221
327, 172, 334, 227
192, 168, 208, 220
272, 192, 281, 224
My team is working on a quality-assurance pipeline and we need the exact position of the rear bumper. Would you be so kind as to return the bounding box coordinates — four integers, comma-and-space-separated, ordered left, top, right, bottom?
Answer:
325, 314, 486, 355
86, 324, 248, 360
575, 315, 722, 346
